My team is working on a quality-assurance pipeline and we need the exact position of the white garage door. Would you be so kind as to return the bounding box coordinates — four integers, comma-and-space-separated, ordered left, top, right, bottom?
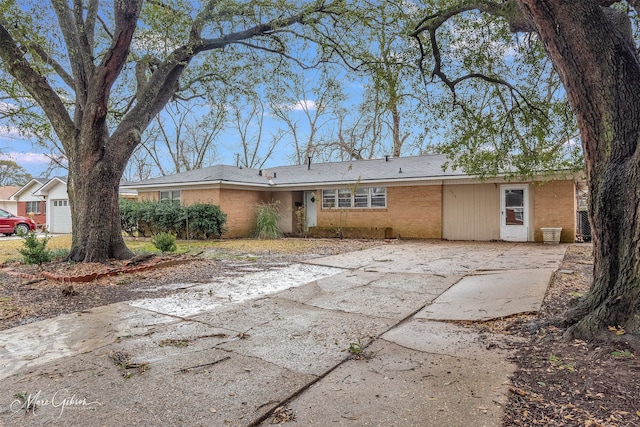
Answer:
51, 199, 72, 233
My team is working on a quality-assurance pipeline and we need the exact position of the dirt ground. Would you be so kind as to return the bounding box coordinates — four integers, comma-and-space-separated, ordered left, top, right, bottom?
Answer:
501, 244, 640, 427
1, 241, 638, 426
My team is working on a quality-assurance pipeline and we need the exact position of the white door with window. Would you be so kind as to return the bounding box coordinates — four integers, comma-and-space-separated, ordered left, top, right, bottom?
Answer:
500, 185, 529, 241
305, 192, 317, 230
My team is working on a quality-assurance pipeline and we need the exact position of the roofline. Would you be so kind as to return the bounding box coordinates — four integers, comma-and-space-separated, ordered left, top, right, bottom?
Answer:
9, 178, 47, 199
33, 176, 67, 196
121, 174, 467, 190
122, 170, 583, 192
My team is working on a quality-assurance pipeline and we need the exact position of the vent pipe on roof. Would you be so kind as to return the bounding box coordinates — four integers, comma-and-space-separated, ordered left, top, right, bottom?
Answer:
385, 155, 389, 161
307, 156, 312, 170
258, 169, 262, 176
273, 172, 277, 178
399, 168, 403, 173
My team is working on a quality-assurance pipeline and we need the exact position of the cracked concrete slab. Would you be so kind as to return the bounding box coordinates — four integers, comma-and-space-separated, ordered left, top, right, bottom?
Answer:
212, 298, 395, 375
416, 268, 555, 321
266, 339, 515, 427
0, 345, 316, 426
382, 318, 518, 359
308, 241, 514, 275
0, 241, 567, 427
0, 303, 177, 380
276, 271, 460, 320
128, 263, 343, 318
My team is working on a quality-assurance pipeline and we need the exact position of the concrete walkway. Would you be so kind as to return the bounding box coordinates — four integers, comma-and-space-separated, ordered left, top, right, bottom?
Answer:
0, 241, 567, 427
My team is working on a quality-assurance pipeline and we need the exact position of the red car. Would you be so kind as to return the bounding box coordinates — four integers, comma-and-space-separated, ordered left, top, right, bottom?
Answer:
0, 208, 37, 236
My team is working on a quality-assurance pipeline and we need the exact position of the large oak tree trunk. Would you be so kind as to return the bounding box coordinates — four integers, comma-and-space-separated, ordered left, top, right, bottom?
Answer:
519, 0, 640, 342
66, 129, 135, 262
67, 173, 133, 262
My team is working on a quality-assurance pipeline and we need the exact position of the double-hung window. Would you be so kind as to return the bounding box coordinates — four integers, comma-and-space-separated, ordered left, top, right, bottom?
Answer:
25, 201, 41, 214
160, 190, 181, 204
321, 187, 386, 209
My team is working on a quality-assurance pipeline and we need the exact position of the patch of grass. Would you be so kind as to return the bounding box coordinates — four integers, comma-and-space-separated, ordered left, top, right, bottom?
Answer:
125, 238, 212, 255
348, 339, 365, 355
1, 235, 365, 264
209, 238, 340, 254
548, 354, 576, 371
611, 350, 634, 358
0, 234, 72, 264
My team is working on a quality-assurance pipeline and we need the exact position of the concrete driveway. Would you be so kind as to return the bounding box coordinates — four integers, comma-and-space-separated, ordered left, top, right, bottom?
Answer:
0, 241, 567, 426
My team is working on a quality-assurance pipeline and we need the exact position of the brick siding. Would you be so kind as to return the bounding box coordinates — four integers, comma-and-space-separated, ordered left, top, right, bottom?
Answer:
316, 185, 442, 239
533, 180, 576, 243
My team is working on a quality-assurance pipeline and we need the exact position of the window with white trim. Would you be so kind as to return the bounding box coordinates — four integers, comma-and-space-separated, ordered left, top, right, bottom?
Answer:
160, 190, 181, 204
321, 187, 386, 209
26, 201, 41, 214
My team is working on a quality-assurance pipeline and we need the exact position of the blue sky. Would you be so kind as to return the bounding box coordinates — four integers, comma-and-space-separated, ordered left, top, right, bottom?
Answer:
0, 133, 59, 178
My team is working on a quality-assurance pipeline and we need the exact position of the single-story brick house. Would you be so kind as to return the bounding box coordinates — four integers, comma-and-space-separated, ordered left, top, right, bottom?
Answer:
10, 178, 47, 227
123, 155, 581, 243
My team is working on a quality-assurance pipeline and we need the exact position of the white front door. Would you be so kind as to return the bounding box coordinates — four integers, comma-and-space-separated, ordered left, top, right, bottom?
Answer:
305, 192, 317, 230
500, 185, 529, 242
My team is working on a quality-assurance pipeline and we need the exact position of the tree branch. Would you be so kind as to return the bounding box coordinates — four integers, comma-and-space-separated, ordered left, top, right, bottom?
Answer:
0, 21, 75, 149
115, 1, 337, 151
87, 0, 142, 140
411, 0, 550, 116
26, 43, 75, 89
50, 0, 90, 104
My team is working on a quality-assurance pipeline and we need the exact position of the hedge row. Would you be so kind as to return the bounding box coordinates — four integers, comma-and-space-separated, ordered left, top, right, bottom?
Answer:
120, 199, 227, 239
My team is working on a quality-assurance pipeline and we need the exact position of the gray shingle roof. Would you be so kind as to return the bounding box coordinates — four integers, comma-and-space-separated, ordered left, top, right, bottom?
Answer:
124, 155, 469, 189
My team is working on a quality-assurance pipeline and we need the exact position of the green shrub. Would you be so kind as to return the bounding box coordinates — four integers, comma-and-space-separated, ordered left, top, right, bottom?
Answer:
184, 203, 227, 239
253, 201, 282, 239
151, 232, 177, 253
119, 198, 139, 236
19, 232, 53, 265
119, 200, 226, 239
154, 201, 184, 234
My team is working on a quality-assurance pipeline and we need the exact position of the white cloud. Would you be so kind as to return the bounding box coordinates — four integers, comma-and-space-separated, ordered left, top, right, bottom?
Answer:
0, 152, 52, 164
290, 100, 317, 111
0, 125, 36, 140
0, 102, 18, 114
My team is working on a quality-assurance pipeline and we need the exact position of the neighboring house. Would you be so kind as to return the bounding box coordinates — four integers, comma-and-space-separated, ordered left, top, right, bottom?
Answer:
12, 177, 136, 234
33, 176, 72, 234
10, 178, 47, 227
123, 154, 581, 243
0, 186, 19, 215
